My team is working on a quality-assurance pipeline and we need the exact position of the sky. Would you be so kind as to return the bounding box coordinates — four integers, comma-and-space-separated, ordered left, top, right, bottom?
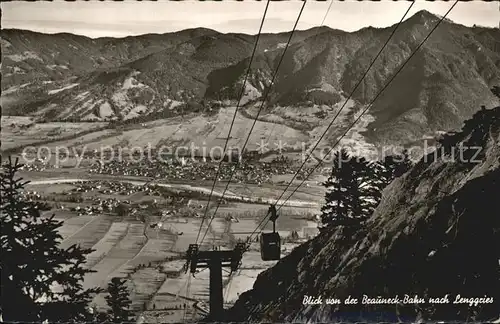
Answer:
1, 1, 498, 39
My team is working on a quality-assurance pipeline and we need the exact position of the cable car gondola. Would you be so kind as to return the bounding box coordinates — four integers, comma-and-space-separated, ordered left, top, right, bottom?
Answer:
260, 205, 281, 261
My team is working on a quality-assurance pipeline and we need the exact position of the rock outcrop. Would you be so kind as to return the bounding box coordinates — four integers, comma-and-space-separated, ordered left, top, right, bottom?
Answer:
223, 106, 500, 323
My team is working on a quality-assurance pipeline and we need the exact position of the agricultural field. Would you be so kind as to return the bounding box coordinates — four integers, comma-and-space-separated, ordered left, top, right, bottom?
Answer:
59, 214, 114, 250
224, 270, 262, 303
207, 217, 227, 235
1, 115, 107, 151
3, 107, 308, 153
57, 214, 96, 241
85, 222, 130, 268
154, 273, 189, 299
128, 239, 179, 267
15, 157, 321, 322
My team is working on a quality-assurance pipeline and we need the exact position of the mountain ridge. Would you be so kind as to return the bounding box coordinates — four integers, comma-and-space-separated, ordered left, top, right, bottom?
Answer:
1, 10, 499, 149
1, 10, 487, 40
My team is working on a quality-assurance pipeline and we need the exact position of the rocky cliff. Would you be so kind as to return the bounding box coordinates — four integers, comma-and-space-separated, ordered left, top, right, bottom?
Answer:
223, 105, 500, 323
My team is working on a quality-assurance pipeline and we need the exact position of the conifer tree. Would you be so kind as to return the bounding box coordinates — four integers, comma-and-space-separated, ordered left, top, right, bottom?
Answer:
491, 85, 500, 99
105, 277, 132, 323
0, 157, 100, 323
376, 149, 414, 188
321, 149, 378, 227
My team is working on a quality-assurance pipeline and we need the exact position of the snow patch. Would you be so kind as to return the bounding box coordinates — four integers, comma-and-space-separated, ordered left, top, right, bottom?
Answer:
48, 83, 79, 95
240, 83, 261, 105
13, 67, 25, 74
76, 91, 90, 101
164, 99, 184, 110
99, 102, 114, 119
1, 39, 12, 48
307, 82, 337, 94
122, 73, 146, 90
33, 103, 57, 117
47, 65, 69, 70
111, 92, 128, 108
81, 114, 99, 121
7, 51, 43, 62
277, 43, 287, 49
2, 83, 31, 95
338, 110, 378, 160
111, 72, 152, 118
124, 105, 148, 120
59, 98, 94, 120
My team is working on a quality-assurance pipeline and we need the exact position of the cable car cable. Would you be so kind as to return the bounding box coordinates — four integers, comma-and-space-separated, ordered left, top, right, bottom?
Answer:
263, 0, 335, 147
195, 0, 272, 244
182, 275, 192, 322
245, 1, 415, 244
320, 0, 335, 27
199, 0, 308, 246
252, 1, 458, 237
224, 272, 235, 302
272, 0, 457, 216
198, 0, 308, 247
264, 0, 416, 220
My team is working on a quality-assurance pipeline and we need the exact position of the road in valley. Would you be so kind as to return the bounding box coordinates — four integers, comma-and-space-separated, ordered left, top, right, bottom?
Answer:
28, 176, 320, 208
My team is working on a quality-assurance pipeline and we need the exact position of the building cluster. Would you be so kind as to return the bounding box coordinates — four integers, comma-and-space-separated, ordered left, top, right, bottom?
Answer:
89, 158, 313, 185
68, 201, 118, 216
21, 179, 207, 221
20, 160, 51, 172
71, 180, 163, 196
21, 190, 42, 201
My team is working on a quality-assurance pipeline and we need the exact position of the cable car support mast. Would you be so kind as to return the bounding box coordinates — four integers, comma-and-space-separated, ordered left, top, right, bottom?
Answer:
184, 243, 246, 321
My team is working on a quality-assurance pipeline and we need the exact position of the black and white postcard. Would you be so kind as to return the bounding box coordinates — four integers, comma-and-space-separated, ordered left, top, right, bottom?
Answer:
1, 0, 499, 323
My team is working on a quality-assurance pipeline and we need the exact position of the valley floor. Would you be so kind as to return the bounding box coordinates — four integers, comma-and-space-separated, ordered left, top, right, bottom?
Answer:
21, 167, 321, 322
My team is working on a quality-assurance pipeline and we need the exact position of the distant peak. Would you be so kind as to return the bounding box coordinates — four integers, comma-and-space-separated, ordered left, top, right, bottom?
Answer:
309, 26, 333, 31
180, 27, 219, 35
413, 9, 438, 19
407, 9, 454, 25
